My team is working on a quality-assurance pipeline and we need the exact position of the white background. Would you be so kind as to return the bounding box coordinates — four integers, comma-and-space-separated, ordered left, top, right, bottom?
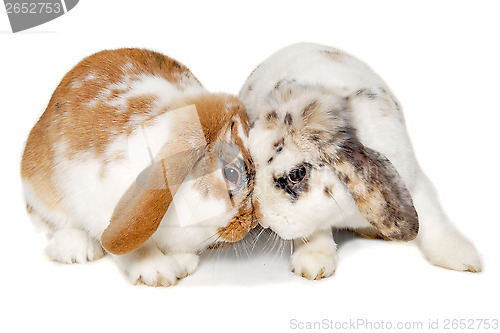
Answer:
1, 1, 499, 332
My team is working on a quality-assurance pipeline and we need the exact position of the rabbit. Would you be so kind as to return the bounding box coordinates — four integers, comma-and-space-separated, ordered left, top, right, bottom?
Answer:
21, 48, 260, 287
239, 42, 482, 280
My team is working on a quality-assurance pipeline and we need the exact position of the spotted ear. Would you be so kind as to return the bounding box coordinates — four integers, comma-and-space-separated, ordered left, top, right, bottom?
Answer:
325, 138, 419, 241
101, 148, 201, 255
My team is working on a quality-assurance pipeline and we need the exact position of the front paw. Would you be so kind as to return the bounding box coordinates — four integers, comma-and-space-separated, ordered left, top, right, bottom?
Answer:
46, 229, 105, 264
170, 252, 200, 279
290, 246, 337, 280
115, 246, 184, 287
125, 254, 181, 287
117, 247, 201, 287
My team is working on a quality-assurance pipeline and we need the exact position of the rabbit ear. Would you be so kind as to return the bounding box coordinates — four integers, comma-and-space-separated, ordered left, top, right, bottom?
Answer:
101, 149, 200, 255
100, 167, 171, 255
101, 104, 207, 255
324, 137, 419, 241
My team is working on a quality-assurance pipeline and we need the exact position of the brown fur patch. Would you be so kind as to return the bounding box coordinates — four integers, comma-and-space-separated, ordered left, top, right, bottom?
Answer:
301, 100, 319, 118
264, 110, 278, 129
348, 87, 401, 118
218, 206, 253, 242
218, 195, 260, 242
252, 197, 263, 226
302, 104, 343, 134
179, 94, 247, 143
320, 49, 350, 62
274, 138, 285, 153
102, 187, 173, 255
274, 79, 285, 90
354, 89, 380, 101
266, 110, 278, 119
323, 186, 334, 198
274, 138, 284, 148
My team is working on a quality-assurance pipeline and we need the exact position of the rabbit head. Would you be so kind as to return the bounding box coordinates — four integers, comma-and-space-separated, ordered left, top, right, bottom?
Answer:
246, 82, 418, 241
101, 93, 259, 254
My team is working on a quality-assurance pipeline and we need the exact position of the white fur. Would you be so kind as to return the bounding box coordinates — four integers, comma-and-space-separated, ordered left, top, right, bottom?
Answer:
169, 173, 230, 228
52, 144, 133, 239
240, 42, 482, 278
23, 180, 69, 232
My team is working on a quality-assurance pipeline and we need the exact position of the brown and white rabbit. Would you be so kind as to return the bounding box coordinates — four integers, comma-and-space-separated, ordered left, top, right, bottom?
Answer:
239, 42, 481, 280
21, 48, 259, 286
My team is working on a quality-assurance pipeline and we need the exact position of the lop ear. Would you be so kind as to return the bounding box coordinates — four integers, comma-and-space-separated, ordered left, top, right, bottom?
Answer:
101, 150, 200, 255
101, 104, 207, 255
325, 138, 419, 241
101, 165, 171, 255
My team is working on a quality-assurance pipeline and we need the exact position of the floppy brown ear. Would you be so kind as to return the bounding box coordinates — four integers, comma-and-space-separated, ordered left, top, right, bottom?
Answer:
324, 138, 419, 241
101, 103, 209, 255
101, 160, 168, 255
101, 153, 197, 255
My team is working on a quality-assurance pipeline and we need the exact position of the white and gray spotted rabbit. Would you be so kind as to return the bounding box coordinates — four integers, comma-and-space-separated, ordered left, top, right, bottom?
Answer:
22, 48, 259, 286
239, 42, 481, 279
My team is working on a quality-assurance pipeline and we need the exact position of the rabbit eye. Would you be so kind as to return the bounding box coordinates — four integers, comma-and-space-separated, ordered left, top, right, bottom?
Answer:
223, 166, 240, 185
287, 165, 307, 187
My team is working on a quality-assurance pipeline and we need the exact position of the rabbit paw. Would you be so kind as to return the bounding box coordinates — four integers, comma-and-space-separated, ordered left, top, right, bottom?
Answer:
120, 252, 181, 287
115, 246, 200, 287
290, 245, 337, 280
45, 229, 105, 264
419, 232, 482, 273
170, 252, 199, 279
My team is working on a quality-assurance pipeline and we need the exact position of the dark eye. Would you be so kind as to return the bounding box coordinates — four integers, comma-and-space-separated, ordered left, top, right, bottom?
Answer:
223, 166, 240, 185
287, 165, 307, 187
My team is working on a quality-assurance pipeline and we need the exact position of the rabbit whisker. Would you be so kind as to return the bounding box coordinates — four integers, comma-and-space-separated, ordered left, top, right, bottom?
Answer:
328, 192, 347, 226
